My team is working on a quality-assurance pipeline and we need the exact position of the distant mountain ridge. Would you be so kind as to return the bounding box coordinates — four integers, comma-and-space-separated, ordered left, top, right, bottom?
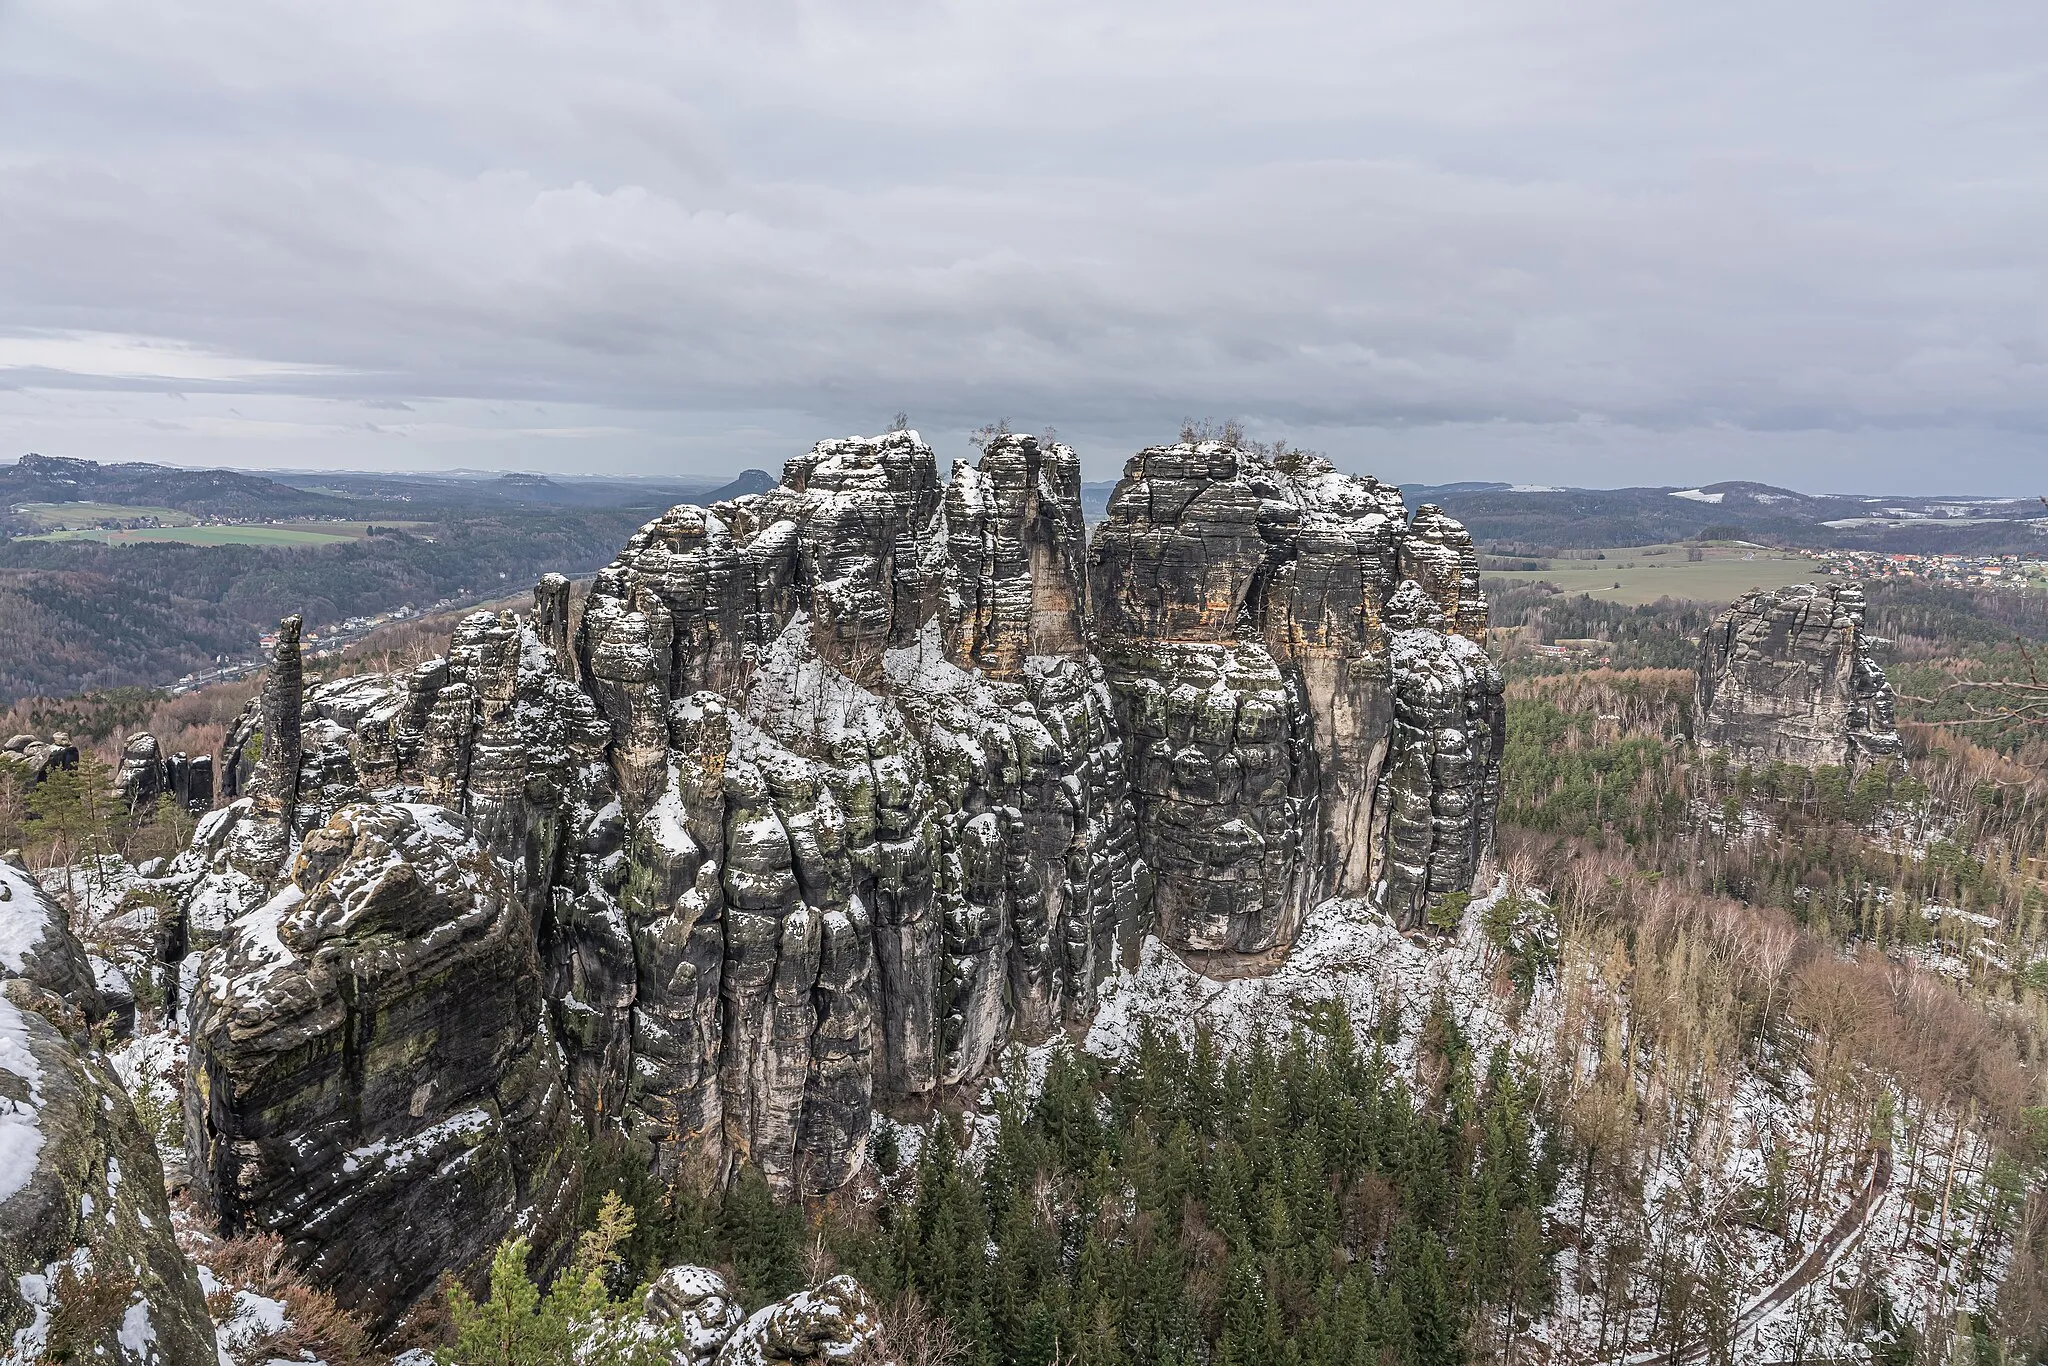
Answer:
2, 452, 357, 519
1084, 474, 2046, 550
1381, 478, 2047, 552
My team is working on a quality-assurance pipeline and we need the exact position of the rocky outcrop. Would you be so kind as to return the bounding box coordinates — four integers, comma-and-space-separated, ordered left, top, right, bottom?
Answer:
644, 1265, 745, 1366
182, 803, 580, 1334
160, 429, 1502, 1290
1, 732, 79, 787
1086, 445, 1500, 960
1, 861, 216, 1365
717, 1275, 885, 1366
1695, 583, 1902, 770
115, 732, 216, 814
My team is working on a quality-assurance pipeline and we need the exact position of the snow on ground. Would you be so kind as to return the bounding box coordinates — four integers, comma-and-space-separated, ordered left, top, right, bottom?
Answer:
111, 1026, 188, 1156
0, 994, 48, 1207
1084, 880, 1541, 1075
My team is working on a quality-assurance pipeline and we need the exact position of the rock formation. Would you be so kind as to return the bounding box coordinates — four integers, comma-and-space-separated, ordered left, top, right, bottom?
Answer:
114, 732, 215, 814
1, 860, 216, 1365
182, 803, 580, 1334
644, 1265, 746, 1366
1695, 583, 1902, 770
1, 732, 79, 787
1087, 447, 1502, 959
159, 432, 1502, 1329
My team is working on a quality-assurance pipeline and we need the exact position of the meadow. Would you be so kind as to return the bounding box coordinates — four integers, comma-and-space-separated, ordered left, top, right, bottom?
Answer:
1483, 542, 1830, 605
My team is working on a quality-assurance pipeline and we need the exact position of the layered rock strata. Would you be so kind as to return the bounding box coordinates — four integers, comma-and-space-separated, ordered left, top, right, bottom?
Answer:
1, 860, 216, 1365
162, 432, 1502, 1328
1695, 583, 1902, 770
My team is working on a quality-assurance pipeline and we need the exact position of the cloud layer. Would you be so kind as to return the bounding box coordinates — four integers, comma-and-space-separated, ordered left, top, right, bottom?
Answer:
2, 0, 2043, 488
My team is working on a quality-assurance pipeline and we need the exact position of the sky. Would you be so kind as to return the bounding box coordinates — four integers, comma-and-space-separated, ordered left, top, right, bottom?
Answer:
1, 1, 2044, 492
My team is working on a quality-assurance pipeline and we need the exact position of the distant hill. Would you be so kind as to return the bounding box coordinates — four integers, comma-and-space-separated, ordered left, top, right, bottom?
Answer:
1084, 470, 2047, 551
705, 469, 777, 502
0, 454, 773, 701
267, 467, 767, 512
1, 453, 357, 520
1402, 479, 2048, 553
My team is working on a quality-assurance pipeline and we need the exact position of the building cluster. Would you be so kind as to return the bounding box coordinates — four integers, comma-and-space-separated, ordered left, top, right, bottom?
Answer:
1803, 548, 2048, 589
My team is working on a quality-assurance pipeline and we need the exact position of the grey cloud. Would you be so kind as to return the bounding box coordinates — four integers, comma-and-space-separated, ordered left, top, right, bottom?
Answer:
0, 0, 2044, 488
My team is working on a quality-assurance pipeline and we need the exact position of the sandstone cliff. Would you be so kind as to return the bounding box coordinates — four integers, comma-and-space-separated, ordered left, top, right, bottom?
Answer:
1695, 583, 1903, 770
158, 432, 1502, 1327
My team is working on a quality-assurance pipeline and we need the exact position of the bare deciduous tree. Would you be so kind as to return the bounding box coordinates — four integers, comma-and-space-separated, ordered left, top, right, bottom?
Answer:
877, 1291, 969, 1366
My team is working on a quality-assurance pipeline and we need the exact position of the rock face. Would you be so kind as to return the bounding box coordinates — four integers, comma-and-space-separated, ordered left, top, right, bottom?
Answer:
1, 861, 216, 1365
1695, 583, 1902, 770
182, 803, 580, 1334
160, 432, 1501, 1325
1086, 447, 1502, 959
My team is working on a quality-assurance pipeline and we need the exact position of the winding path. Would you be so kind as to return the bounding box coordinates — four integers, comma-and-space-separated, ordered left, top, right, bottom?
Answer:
1620, 1146, 1893, 1365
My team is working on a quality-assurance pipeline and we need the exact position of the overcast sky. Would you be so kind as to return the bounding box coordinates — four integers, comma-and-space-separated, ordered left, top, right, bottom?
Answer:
2, 1, 2044, 491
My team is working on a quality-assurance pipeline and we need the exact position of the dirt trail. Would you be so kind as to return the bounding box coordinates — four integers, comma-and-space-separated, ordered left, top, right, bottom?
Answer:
1620, 1146, 1893, 1365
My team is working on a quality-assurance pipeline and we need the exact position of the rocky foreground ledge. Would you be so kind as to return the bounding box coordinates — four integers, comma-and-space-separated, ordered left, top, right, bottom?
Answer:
7, 432, 1505, 1345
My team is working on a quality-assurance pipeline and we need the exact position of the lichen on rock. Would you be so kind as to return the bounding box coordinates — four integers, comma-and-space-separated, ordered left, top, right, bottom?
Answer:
1, 862, 215, 1365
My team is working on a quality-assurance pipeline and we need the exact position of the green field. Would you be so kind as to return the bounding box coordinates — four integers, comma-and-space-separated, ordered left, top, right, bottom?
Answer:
23, 524, 356, 547
1483, 543, 1830, 606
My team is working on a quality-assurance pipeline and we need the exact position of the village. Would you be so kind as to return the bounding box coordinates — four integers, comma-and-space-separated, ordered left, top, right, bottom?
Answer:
1803, 546, 2048, 589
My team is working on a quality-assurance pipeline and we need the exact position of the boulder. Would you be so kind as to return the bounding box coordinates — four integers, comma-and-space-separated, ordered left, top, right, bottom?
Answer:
643, 1264, 745, 1366
716, 1275, 886, 1366
0, 732, 80, 787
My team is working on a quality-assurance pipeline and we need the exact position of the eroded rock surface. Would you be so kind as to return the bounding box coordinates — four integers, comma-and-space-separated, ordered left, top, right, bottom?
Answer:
182, 802, 579, 1334
115, 732, 216, 815
1086, 444, 1500, 958
0, 732, 79, 788
1695, 583, 1902, 770
717, 1275, 885, 1366
644, 1265, 746, 1366
1, 862, 215, 1365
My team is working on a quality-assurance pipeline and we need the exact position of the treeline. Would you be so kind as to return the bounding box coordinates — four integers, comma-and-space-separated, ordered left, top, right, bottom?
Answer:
1484, 578, 2048, 683
1482, 583, 1712, 671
